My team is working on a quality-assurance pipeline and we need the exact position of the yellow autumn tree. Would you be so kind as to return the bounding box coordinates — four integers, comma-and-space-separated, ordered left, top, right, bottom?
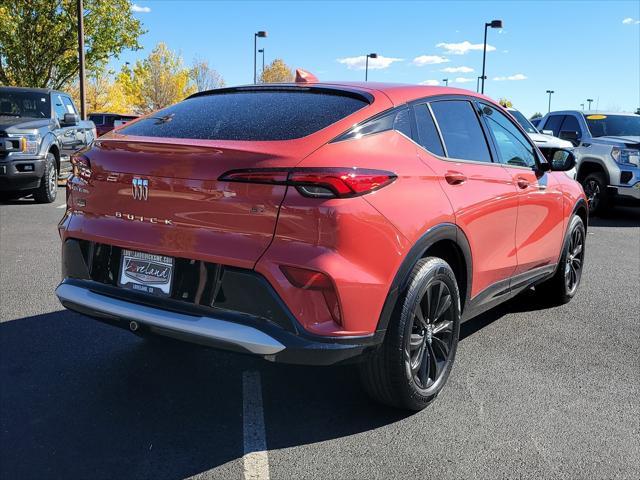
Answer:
259, 58, 294, 83
499, 98, 513, 108
120, 43, 195, 114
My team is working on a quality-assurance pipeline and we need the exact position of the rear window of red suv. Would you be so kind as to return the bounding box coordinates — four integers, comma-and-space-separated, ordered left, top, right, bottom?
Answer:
118, 88, 370, 141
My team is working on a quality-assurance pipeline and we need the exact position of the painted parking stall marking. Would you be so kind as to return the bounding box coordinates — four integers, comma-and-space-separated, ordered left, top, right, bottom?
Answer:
243, 370, 270, 480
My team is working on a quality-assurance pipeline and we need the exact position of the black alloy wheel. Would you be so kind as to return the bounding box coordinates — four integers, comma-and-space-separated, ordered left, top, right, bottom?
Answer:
407, 279, 456, 394
564, 223, 584, 295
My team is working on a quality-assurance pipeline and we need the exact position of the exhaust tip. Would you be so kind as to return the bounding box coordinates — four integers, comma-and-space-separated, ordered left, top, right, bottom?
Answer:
129, 320, 139, 332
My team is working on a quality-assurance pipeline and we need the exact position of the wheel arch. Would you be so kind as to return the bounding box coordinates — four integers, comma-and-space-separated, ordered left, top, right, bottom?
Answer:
577, 158, 608, 184
375, 223, 472, 334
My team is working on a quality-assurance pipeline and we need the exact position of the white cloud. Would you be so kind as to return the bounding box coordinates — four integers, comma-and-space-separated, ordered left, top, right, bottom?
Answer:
453, 77, 474, 84
131, 3, 151, 13
622, 17, 640, 24
337, 55, 403, 70
437, 41, 495, 55
420, 80, 440, 86
412, 55, 450, 66
493, 73, 528, 81
441, 66, 474, 73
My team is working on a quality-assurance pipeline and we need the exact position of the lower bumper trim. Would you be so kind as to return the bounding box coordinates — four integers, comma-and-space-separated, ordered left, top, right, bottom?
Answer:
55, 283, 286, 355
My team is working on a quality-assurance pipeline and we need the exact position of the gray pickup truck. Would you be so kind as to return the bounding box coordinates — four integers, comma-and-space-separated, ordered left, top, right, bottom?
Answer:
0, 86, 96, 203
537, 110, 639, 215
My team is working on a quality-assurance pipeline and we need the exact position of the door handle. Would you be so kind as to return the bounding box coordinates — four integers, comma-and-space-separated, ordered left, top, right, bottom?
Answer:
444, 171, 467, 185
516, 178, 530, 189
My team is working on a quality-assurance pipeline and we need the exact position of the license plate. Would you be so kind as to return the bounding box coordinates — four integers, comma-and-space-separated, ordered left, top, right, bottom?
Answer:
118, 249, 174, 296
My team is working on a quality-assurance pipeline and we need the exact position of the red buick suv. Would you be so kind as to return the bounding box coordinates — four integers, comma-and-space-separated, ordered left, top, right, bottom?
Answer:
57, 80, 587, 410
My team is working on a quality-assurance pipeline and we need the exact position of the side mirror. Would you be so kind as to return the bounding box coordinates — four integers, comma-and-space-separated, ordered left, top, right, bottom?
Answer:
541, 129, 554, 136
62, 113, 79, 126
559, 130, 580, 146
539, 148, 576, 172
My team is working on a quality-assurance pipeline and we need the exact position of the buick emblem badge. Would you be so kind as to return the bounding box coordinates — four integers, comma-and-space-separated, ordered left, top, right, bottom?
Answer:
132, 177, 149, 201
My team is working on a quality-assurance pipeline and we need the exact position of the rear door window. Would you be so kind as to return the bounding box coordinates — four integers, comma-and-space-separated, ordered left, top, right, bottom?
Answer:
119, 89, 370, 141
429, 100, 492, 162
413, 104, 445, 156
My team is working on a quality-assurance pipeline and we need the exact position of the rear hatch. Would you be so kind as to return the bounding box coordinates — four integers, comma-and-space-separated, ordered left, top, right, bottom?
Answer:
67, 86, 377, 268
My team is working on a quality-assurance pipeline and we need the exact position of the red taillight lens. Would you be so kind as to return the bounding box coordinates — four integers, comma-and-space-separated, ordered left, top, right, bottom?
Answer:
219, 168, 396, 198
280, 266, 342, 325
71, 155, 91, 179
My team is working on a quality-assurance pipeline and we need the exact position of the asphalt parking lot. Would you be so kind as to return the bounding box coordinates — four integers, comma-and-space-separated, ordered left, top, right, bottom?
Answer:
1, 188, 639, 480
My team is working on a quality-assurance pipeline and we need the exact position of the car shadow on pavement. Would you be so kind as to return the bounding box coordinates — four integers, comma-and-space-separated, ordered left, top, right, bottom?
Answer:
0, 287, 568, 479
0, 310, 409, 479
588, 205, 640, 228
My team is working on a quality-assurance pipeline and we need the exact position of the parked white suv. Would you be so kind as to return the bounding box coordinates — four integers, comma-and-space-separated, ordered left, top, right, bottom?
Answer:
537, 111, 640, 215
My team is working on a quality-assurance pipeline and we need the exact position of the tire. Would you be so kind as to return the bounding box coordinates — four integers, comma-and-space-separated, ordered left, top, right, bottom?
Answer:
33, 152, 58, 204
359, 257, 461, 411
536, 215, 586, 305
582, 171, 609, 216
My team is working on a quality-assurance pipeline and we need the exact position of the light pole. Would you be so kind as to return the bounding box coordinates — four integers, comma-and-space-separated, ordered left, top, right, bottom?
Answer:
254, 31, 267, 84
481, 19, 502, 94
587, 98, 594, 110
442, 78, 448, 86
477, 75, 486, 93
546, 90, 554, 113
258, 48, 265, 81
76, 0, 86, 120
365, 53, 378, 81
580, 103, 585, 110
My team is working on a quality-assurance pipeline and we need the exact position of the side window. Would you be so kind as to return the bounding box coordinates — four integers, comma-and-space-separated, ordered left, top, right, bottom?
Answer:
413, 104, 445, 156
61, 96, 77, 115
334, 108, 411, 142
89, 115, 104, 125
558, 115, 582, 144
53, 95, 67, 121
481, 104, 537, 168
542, 115, 564, 136
429, 100, 492, 162
104, 115, 116, 127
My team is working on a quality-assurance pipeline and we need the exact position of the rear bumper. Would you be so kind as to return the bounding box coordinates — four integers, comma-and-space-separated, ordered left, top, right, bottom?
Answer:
0, 157, 46, 192
56, 238, 382, 365
56, 280, 380, 365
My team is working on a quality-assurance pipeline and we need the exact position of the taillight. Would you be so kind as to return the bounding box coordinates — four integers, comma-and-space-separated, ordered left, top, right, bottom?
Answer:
280, 265, 342, 325
71, 155, 91, 179
219, 167, 396, 198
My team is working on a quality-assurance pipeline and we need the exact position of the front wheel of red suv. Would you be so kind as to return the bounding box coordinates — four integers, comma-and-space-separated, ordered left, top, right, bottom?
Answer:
359, 257, 461, 411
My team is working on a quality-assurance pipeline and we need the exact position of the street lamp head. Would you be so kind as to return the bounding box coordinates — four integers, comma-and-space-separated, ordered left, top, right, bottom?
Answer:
368, 53, 378, 59
256, 31, 268, 38
489, 20, 503, 28
587, 98, 594, 102
546, 90, 554, 94
258, 49, 264, 53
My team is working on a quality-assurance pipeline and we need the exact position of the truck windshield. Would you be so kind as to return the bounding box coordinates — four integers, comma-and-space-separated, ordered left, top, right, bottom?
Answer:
584, 114, 640, 137
509, 109, 538, 134
0, 90, 51, 119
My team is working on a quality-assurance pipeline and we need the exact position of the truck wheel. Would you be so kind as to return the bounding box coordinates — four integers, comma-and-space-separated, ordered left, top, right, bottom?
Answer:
536, 215, 585, 305
582, 172, 609, 216
33, 153, 58, 204
359, 257, 461, 411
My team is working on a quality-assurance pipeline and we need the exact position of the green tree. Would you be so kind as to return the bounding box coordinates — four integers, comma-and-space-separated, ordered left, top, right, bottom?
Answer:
0, 0, 144, 88
530, 112, 543, 119
259, 59, 294, 83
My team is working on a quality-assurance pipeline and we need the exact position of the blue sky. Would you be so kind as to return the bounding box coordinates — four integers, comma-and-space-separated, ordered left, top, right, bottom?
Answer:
120, 0, 640, 117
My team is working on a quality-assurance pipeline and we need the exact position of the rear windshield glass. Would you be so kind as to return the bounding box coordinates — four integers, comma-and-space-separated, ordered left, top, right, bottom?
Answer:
119, 89, 369, 141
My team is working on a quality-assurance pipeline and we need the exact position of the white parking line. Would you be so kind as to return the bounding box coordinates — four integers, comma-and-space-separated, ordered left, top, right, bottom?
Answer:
242, 370, 270, 480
